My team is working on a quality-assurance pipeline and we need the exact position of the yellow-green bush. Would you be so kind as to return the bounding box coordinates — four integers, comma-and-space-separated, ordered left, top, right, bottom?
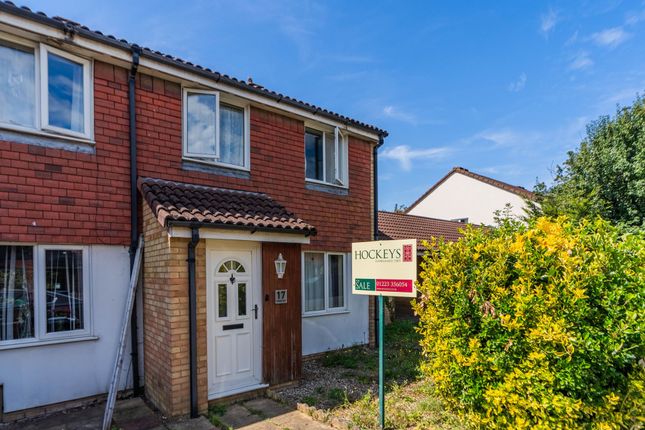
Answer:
414, 217, 644, 429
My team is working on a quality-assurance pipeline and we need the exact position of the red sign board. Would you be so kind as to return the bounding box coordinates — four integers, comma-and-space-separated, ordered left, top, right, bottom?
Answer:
376, 279, 413, 293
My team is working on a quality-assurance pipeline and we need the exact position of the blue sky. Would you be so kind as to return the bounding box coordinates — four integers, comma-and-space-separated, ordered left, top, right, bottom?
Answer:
22, 0, 645, 210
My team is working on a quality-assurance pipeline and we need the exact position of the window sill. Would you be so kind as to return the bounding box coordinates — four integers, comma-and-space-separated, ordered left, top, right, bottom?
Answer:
302, 309, 350, 318
0, 125, 96, 154
182, 158, 251, 179
305, 180, 349, 196
0, 335, 99, 351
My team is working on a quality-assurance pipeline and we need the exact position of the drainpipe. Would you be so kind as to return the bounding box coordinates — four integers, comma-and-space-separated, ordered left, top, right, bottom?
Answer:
373, 134, 385, 347
187, 226, 200, 418
129, 46, 142, 396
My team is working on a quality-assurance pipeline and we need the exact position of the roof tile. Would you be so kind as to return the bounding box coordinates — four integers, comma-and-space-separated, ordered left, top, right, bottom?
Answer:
378, 211, 468, 249
0, 1, 387, 137
139, 178, 316, 235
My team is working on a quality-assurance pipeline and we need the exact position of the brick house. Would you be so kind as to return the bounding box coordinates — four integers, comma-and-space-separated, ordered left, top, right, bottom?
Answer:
0, 3, 387, 421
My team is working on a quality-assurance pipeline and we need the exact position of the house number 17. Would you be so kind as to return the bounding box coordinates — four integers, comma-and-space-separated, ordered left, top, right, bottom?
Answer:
275, 289, 287, 304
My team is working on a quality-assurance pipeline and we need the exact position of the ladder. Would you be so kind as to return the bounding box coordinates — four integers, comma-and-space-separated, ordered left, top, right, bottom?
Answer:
101, 236, 144, 430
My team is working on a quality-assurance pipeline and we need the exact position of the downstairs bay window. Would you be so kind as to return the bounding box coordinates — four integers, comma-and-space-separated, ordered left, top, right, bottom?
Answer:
183, 89, 250, 170
0, 244, 90, 346
302, 252, 347, 315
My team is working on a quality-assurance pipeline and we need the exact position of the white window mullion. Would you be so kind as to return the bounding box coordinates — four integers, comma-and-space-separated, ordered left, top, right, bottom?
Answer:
38, 46, 48, 136
214, 91, 221, 160
334, 127, 340, 183
321, 132, 327, 183
323, 252, 329, 311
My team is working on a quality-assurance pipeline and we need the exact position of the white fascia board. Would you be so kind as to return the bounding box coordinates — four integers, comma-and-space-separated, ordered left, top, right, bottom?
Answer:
168, 226, 311, 244
0, 13, 381, 143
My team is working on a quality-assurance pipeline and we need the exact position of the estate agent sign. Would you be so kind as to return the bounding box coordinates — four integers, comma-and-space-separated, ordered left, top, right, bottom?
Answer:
352, 239, 417, 298
351, 238, 417, 430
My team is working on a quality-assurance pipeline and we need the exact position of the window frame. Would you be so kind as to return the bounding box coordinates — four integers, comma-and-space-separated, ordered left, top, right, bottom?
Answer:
0, 243, 92, 348
0, 34, 39, 131
301, 251, 349, 316
304, 125, 349, 188
39, 44, 93, 140
0, 32, 94, 142
38, 245, 91, 340
182, 88, 251, 171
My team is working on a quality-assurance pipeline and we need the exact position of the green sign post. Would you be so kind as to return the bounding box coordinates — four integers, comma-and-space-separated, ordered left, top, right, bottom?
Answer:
378, 294, 385, 429
351, 239, 417, 430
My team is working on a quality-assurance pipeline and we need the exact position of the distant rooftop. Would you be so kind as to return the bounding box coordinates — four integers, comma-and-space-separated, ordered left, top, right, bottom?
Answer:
407, 166, 536, 213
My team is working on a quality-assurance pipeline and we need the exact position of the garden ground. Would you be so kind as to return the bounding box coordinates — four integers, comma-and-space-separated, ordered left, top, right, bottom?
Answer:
269, 320, 466, 430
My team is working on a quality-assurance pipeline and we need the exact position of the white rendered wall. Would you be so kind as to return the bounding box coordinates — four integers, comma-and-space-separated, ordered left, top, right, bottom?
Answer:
408, 173, 529, 225
302, 293, 370, 356
0, 245, 133, 413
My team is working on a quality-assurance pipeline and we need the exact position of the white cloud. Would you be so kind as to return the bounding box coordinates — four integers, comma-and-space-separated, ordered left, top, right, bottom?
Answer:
590, 27, 631, 48
382, 105, 419, 125
564, 30, 579, 46
625, 9, 645, 26
380, 145, 449, 171
472, 129, 542, 149
569, 51, 594, 70
508, 73, 527, 92
540, 9, 559, 36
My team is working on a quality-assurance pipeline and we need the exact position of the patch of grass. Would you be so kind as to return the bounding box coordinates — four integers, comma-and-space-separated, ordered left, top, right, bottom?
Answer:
327, 387, 348, 405
209, 403, 226, 416
346, 381, 466, 430
301, 396, 317, 406
321, 319, 422, 384
322, 348, 366, 369
208, 404, 232, 430
297, 320, 464, 429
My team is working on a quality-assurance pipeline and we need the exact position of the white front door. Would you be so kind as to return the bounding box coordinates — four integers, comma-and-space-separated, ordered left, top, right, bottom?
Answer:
207, 245, 262, 398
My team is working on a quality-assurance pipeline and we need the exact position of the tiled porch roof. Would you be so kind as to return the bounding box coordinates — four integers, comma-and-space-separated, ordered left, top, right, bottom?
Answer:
139, 177, 316, 235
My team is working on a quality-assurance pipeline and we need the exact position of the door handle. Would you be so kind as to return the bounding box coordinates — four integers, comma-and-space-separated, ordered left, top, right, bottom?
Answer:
253, 304, 258, 319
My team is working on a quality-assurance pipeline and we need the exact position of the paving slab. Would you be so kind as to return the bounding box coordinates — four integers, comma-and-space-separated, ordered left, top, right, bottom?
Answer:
242, 398, 292, 417
166, 416, 214, 430
217, 404, 264, 428
268, 410, 332, 429
113, 397, 163, 430
216, 398, 332, 430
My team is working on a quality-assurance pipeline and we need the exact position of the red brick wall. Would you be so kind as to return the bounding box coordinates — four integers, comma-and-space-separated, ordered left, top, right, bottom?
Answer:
133, 69, 374, 252
0, 62, 131, 245
1, 60, 374, 250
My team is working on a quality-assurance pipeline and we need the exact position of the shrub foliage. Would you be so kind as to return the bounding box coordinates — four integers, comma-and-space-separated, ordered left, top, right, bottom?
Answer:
414, 217, 644, 429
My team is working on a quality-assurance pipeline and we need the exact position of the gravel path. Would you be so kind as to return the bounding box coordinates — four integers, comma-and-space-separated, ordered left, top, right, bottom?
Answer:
273, 357, 377, 410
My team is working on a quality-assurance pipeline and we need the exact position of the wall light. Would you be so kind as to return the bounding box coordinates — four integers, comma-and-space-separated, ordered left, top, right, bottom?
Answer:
274, 253, 286, 279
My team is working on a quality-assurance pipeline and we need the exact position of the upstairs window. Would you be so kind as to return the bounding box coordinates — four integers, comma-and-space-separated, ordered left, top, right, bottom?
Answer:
0, 36, 92, 140
183, 89, 249, 169
305, 126, 348, 187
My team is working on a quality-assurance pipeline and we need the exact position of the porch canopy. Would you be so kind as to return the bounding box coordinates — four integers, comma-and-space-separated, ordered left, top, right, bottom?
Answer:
139, 177, 316, 240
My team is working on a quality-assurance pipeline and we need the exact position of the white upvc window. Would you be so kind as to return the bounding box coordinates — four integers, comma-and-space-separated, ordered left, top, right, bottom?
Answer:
0, 244, 91, 347
0, 34, 93, 140
305, 126, 348, 187
182, 88, 250, 170
302, 251, 348, 315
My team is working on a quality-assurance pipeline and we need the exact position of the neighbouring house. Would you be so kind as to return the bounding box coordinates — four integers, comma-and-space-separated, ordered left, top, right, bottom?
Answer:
0, 3, 387, 422
377, 211, 466, 319
406, 166, 536, 225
